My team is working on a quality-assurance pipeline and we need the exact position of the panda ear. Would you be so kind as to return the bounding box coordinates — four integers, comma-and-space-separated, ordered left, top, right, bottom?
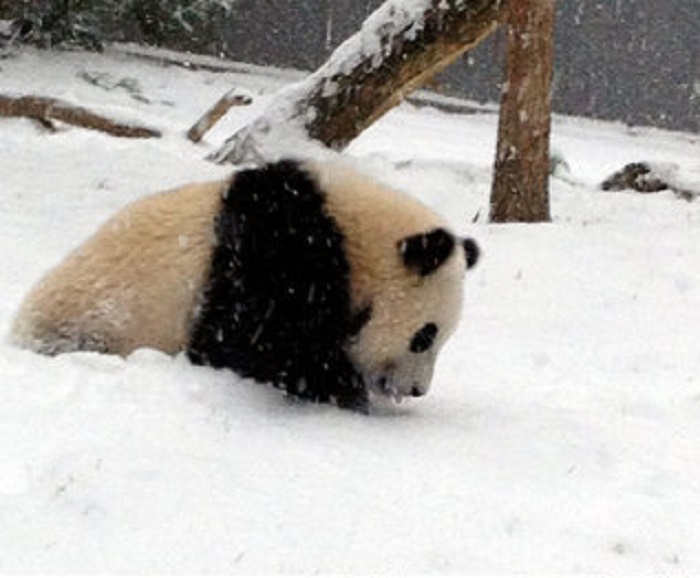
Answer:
462, 237, 480, 269
398, 228, 455, 277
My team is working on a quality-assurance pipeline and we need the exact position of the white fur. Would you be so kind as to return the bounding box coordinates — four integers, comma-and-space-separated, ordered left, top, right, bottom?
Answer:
11, 180, 224, 355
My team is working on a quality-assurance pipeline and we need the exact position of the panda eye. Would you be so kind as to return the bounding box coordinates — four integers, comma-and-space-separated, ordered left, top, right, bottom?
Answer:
410, 323, 438, 353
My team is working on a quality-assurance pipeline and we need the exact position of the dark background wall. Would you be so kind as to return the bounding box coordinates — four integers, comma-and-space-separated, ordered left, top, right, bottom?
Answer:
4, 0, 697, 132
217, 0, 698, 133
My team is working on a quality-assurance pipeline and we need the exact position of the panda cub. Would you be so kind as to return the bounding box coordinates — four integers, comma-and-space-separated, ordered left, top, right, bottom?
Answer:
11, 160, 479, 411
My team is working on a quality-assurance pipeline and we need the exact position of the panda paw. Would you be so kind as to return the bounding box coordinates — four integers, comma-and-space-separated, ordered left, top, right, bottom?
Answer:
334, 388, 370, 414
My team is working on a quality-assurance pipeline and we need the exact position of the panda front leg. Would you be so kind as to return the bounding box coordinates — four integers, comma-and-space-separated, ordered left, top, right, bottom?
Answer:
325, 358, 369, 414
284, 352, 369, 413
335, 387, 370, 414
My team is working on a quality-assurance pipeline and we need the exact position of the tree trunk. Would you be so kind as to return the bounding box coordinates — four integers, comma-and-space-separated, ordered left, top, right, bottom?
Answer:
489, 0, 554, 223
211, 0, 504, 165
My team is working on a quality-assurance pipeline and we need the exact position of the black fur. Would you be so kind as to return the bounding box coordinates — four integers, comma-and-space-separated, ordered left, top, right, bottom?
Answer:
399, 228, 456, 277
462, 238, 480, 269
409, 322, 438, 354
187, 160, 368, 411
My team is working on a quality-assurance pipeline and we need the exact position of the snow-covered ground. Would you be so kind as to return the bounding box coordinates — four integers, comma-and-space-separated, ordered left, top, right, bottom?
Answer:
1, 47, 699, 574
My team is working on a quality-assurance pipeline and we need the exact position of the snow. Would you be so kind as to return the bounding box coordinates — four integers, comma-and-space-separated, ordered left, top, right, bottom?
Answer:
2, 47, 700, 574
340, 0, 432, 70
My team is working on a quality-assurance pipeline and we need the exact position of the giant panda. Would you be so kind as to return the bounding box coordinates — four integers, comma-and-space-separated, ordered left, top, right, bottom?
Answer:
11, 159, 479, 411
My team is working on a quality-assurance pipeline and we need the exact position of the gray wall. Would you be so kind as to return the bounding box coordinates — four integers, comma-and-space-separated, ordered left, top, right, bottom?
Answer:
218, 0, 698, 133
5, 1, 696, 132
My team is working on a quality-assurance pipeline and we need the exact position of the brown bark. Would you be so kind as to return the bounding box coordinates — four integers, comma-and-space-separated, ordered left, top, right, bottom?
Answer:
187, 89, 252, 143
211, 0, 504, 165
490, 0, 555, 223
0, 94, 161, 138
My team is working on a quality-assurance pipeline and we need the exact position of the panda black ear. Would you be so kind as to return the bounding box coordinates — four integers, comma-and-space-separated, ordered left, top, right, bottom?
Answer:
462, 238, 480, 269
398, 228, 455, 277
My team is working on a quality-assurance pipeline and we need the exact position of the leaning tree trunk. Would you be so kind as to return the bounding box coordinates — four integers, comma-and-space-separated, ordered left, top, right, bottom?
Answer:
489, 0, 555, 223
211, 0, 504, 165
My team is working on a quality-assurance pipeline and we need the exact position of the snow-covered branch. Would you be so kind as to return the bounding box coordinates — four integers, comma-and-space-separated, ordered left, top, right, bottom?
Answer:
210, 0, 504, 164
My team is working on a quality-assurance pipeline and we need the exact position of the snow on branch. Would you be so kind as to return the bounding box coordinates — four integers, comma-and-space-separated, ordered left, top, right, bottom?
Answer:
0, 94, 161, 138
210, 0, 504, 164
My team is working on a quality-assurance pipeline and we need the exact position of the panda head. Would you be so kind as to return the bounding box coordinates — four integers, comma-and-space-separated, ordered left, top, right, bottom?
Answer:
312, 161, 480, 405
345, 227, 478, 404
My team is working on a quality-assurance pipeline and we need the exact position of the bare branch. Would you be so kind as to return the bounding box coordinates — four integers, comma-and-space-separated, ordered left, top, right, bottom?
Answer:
187, 88, 252, 143
0, 94, 161, 138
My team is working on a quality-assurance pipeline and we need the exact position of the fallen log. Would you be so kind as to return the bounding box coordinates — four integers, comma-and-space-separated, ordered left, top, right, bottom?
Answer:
0, 94, 161, 138
601, 161, 698, 201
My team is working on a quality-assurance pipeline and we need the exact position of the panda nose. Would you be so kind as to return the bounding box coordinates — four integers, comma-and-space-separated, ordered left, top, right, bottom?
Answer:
410, 386, 425, 397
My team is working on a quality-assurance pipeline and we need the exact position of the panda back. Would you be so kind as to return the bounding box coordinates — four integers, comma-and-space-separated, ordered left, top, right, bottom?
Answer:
11, 180, 225, 356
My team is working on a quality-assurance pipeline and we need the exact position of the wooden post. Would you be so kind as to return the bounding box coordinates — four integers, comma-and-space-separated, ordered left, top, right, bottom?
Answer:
490, 0, 555, 223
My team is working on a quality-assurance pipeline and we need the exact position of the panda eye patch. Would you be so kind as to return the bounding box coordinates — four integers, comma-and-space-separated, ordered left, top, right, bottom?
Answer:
410, 323, 438, 353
